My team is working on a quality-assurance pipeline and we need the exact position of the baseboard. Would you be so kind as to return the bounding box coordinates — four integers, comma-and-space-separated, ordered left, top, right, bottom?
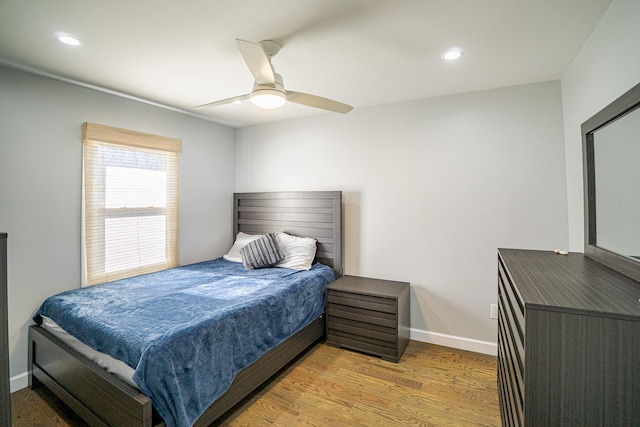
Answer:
10, 371, 28, 393
410, 328, 497, 356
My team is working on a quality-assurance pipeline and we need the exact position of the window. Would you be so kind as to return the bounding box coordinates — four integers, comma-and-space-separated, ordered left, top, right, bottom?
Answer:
82, 123, 181, 286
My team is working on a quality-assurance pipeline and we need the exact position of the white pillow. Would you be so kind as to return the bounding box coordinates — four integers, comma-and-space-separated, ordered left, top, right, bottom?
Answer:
274, 232, 317, 271
223, 232, 264, 263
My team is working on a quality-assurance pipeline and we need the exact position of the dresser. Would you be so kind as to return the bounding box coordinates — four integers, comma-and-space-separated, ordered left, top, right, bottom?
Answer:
326, 275, 410, 362
497, 248, 640, 426
0, 232, 10, 425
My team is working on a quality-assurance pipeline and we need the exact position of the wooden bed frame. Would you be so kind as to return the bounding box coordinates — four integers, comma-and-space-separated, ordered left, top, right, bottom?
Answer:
28, 191, 343, 426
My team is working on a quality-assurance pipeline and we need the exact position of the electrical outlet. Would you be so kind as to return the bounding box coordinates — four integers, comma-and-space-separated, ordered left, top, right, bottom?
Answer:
491, 304, 499, 319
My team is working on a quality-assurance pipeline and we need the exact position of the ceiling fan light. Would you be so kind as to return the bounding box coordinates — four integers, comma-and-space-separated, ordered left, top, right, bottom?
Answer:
251, 89, 286, 109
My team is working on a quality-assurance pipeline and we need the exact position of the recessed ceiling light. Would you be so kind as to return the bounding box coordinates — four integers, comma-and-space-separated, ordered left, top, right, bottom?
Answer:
442, 48, 464, 61
55, 33, 83, 47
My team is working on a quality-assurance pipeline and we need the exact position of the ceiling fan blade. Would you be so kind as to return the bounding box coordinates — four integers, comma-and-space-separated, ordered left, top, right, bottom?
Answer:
236, 39, 275, 85
287, 91, 353, 114
194, 94, 250, 109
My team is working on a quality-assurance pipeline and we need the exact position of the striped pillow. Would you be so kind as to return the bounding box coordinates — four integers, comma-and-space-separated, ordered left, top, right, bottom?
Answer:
239, 233, 284, 270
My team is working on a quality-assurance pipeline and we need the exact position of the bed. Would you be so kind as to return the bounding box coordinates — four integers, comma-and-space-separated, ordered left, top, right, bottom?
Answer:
28, 190, 343, 427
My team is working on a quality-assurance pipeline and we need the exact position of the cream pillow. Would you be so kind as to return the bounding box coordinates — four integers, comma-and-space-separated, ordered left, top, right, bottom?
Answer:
274, 232, 317, 271
223, 232, 263, 263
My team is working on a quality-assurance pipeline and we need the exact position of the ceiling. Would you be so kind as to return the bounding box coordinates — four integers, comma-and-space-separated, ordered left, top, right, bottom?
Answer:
0, 0, 612, 128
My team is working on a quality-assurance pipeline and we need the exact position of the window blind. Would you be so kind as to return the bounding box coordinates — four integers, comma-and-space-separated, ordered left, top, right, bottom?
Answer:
82, 123, 181, 286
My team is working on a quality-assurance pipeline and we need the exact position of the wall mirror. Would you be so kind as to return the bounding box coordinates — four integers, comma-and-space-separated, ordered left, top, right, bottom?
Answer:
583, 82, 640, 282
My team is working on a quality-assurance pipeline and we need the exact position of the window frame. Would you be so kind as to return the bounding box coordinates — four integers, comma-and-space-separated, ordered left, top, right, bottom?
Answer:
82, 122, 181, 286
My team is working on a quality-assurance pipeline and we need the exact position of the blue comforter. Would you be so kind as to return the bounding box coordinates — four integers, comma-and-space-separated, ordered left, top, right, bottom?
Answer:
34, 258, 335, 427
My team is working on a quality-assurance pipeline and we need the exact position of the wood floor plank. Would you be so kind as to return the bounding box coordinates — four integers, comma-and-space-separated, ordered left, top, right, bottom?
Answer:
11, 341, 500, 426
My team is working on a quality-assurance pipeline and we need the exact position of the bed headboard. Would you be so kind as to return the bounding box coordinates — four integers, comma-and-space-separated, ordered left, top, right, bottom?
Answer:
233, 191, 343, 278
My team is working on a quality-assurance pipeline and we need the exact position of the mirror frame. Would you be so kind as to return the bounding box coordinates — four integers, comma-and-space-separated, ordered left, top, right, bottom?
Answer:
583, 82, 640, 282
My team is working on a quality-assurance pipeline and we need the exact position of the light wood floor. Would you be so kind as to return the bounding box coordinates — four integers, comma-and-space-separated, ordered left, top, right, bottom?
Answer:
11, 341, 501, 426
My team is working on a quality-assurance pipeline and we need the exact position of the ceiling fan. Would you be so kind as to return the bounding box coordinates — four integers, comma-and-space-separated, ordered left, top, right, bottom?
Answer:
195, 39, 353, 114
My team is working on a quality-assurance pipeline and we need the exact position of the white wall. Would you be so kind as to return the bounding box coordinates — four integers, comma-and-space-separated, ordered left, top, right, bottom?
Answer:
0, 65, 237, 391
237, 80, 569, 353
561, 0, 640, 251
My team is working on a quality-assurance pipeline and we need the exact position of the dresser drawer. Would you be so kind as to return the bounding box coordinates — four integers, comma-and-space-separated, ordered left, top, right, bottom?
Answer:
497, 254, 525, 427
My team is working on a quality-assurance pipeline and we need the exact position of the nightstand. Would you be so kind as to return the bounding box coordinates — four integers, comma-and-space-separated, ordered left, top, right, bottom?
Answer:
326, 275, 410, 362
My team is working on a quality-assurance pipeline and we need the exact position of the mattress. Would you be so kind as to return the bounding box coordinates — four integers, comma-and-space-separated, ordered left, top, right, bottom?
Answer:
34, 258, 335, 427
41, 315, 137, 388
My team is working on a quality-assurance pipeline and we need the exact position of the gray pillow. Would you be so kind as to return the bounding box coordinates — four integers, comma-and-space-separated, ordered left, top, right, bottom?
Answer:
240, 233, 284, 270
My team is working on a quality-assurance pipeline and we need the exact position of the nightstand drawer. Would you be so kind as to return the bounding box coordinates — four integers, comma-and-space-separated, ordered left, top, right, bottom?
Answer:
328, 316, 397, 342
326, 331, 397, 358
327, 291, 397, 314
327, 303, 397, 328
